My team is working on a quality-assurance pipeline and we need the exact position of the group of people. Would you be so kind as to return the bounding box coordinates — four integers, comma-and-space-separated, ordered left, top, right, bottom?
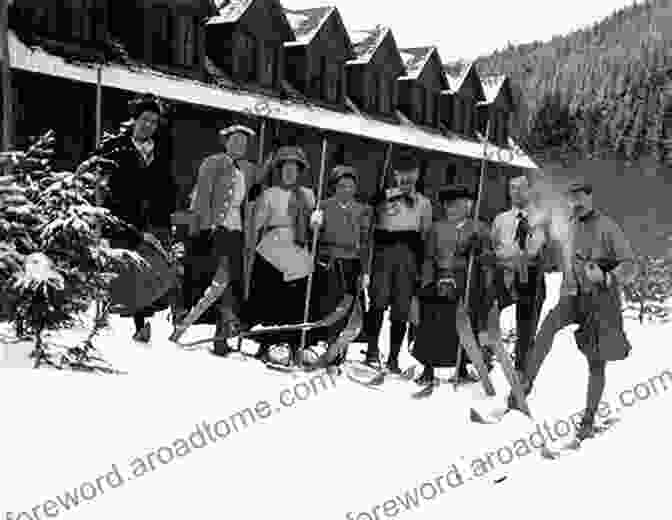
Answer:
97, 93, 637, 441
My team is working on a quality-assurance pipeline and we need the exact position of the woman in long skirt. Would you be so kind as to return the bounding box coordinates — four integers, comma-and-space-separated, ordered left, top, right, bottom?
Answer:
241, 146, 322, 362
413, 184, 494, 385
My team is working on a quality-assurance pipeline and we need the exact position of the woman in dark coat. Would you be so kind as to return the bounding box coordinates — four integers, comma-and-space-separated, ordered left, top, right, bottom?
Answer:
241, 146, 322, 362
98, 94, 177, 342
413, 184, 494, 386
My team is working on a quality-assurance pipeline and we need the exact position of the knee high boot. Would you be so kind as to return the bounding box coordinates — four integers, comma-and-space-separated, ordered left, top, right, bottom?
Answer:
364, 309, 384, 364
388, 320, 407, 371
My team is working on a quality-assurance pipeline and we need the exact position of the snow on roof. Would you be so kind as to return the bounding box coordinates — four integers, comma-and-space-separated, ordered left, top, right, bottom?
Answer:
399, 47, 434, 80
8, 30, 538, 170
347, 25, 389, 65
443, 61, 473, 94
283, 6, 334, 46
480, 74, 507, 104
206, 0, 254, 25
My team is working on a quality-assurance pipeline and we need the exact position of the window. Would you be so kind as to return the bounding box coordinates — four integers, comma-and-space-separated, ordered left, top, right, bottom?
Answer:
441, 95, 453, 129
258, 44, 276, 87
416, 85, 425, 122
425, 90, 436, 125
152, 6, 174, 65
237, 32, 257, 82
464, 101, 472, 136
378, 72, 388, 112
176, 16, 199, 67
452, 97, 461, 133
369, 72, 379, 111
324, 61, 341, 103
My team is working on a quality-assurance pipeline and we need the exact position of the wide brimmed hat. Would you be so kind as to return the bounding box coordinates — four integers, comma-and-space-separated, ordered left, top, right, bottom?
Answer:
269, 146, 309, 171
219, 124, 256, 139
330, 165, 357, 185
438, 184, 476, 203
393, 150, 420, 173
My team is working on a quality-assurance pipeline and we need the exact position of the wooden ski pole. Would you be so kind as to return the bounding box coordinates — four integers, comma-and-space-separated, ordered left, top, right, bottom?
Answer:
243, 117, 266, 301
1, 0, 13, 158
454, 120, 490, 390
299, 136, 328, 353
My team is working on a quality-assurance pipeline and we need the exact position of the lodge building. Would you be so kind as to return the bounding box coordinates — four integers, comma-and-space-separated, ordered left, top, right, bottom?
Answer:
4, 0, 537, 219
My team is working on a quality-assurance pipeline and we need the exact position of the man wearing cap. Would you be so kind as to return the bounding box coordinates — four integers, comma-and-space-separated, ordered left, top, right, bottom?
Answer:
363, 151, 433, 372
512, 179, 637, 440
310, 165, 372, 358
183, 124, 264, 355
491, 173, 548, 372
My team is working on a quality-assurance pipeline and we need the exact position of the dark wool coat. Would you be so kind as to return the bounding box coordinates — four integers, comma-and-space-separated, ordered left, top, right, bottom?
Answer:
98, 133, 176, 239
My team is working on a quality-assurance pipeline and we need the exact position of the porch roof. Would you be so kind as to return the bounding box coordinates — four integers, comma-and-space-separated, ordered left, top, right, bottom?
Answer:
8, 31, 538, 170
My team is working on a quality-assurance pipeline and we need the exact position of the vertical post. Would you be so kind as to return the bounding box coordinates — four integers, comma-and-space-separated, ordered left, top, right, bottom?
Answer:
94, 64, 103, 204
0, 0, 13, 156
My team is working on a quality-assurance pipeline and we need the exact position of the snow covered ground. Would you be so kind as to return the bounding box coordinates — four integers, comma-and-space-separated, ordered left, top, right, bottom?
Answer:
1, 273, 671, 520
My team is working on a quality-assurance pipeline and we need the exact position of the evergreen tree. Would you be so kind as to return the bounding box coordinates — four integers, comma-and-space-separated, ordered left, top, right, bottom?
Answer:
0, 130, 142, 372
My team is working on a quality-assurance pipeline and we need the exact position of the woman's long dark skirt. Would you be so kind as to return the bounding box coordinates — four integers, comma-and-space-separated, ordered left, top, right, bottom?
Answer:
241, 254, 309, 347
412, 298, 462, 367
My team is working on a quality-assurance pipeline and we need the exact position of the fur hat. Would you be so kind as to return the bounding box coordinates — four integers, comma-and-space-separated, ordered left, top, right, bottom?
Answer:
438, 184, 476, 203
219, 125, 256, 139
330, 165, 357, 185
269, 146, 309, 172
128, 93, 164, 118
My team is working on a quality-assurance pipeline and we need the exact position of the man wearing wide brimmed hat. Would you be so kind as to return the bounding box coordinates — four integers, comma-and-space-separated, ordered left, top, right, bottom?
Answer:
182, 123, 265, 355
308, 164, 372, 360
412, 184, 494, 390
362, 150, 433, 372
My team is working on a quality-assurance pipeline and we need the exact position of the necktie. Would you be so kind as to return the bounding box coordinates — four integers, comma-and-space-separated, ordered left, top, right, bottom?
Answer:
515, 211, 529, 250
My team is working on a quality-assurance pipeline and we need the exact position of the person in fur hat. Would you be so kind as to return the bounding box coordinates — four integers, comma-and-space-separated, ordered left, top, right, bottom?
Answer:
413, 184, 494, 387
510, 180, 637, 440
182, 124, 265, 355
309, 165, 372, 359
240, 145, 323, 362
96, 93, 177, 343
362, 151, 433, 372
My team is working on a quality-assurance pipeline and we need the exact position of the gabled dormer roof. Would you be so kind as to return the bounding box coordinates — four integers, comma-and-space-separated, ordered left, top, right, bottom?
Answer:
398, 46, 449, 89
347, 25, 388, 64
206, 0, 295, 41
207, 0, 253, 24
284, 6, 331, 45
442, 61, 485, 100
479, 74, 514, 109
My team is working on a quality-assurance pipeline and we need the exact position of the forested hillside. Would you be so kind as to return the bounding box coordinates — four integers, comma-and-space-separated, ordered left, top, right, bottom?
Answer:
469, 0, 672, 164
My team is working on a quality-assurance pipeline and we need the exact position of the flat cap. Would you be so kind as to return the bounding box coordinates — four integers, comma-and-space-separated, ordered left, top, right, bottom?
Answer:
438, 183, 476, 203
567, 179, 593, 194
219, 125, 256, 138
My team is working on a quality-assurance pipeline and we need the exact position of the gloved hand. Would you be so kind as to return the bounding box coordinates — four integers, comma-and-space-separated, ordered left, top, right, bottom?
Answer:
310, 209, 324, 229
359, 273, 371, 290
584, 261, 605, 284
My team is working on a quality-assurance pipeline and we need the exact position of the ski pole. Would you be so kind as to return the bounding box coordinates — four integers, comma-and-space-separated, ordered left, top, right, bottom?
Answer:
299, 136, 329, 353
454, 119, 490, 390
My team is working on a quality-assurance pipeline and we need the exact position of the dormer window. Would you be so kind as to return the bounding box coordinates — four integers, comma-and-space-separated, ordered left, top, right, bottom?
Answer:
236, 32, 258, 82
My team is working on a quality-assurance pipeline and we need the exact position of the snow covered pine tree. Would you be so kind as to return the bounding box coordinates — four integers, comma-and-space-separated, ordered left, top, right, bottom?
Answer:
0, 130, 145, 372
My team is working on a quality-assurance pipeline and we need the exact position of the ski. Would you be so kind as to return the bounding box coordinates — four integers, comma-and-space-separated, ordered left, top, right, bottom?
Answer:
469, 303, 532, 423
455, 301, 496, 396
172, 295, 353, 349
540, 418, 621, 460
308, 293, 363, 370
